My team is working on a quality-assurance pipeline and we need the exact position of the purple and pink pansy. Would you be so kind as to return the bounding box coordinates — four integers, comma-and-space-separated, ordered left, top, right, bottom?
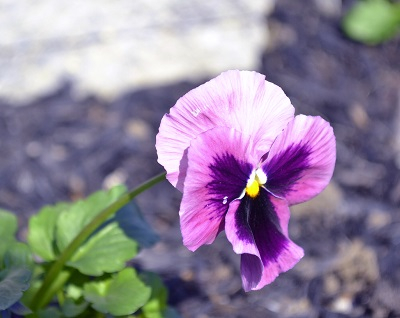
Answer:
156, 70, 336, 291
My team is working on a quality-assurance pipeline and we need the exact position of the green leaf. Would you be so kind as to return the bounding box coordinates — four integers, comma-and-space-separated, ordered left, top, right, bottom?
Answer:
0, 209, 18, 239
65, 284, 84, 301
0, 267, 31, 310
19, 264, 47, 307
140, 273, 168, 318
67, 220, 138, 276
164, 307, 181, 318
3, 242, 33, 269
61, 298, 89, 318
56, 185, 127, 252
116, 202, 159, 249
83, 268, 151, 316
0, 210, 18, 268
53, 185, 149, 276
139, 273, 181, 318
27, 203, 69, 261
66, 201, 158, 276
36, 307, 63, 318
342, 0, 400, 45
0, 238, 15, 270
63, 269, 90, 301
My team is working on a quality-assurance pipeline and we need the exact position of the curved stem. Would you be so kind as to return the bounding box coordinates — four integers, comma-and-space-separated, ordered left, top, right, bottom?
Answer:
29, 172, 166, 311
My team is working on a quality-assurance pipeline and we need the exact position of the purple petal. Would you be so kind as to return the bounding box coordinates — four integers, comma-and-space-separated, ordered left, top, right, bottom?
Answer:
180, 127, 256, 251
236, 190, 289, 264
241, 254, 263, 291
156, 70, 294, 191
226, 188, 303, 290
263, 115, 336, 205
225, 200, 260, 257
251, 195, 304, 290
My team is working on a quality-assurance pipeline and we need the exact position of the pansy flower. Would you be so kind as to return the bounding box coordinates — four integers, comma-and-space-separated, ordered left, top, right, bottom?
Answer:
156, 70, 336, 291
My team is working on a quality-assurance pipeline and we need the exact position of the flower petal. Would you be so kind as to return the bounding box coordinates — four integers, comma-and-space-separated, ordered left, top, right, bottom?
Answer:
253, 239, 304, 290
226, 189, 303, 291
263, 115, 336, 205
156, 70, 295, 191
225, 200, 260, 257
252, 195, 304, 290
225, 200, 263, 291
180, 127, 256, 251
241, 254, 263, 291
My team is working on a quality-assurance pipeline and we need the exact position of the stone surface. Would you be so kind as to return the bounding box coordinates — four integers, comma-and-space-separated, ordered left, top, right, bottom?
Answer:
0, 0, 274, 104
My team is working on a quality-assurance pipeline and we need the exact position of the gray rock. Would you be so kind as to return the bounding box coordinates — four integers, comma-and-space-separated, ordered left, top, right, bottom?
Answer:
0, 0, 275, 104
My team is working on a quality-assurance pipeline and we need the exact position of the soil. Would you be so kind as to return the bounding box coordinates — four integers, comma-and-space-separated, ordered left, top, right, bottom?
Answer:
1, 1, 400, 317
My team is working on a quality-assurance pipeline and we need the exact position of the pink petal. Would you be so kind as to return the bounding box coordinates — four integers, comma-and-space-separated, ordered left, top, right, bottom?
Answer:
180, 126, 257, 251
241, 254, 263, 291
262, 115, 336, 205
252, 239, 304, 291
156, 70, 295, 191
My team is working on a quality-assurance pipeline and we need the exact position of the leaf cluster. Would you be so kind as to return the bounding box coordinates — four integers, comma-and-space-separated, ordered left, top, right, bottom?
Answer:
0, 210, 32, 316
0, 185, 179, 317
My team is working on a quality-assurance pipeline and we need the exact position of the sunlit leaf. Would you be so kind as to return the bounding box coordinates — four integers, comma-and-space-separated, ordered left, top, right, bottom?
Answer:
342, 0, 400, 45
67, 220, 138, 276
56, 185, 127, 252
65, 284, 84, 301
83, 268, 151, 316
0, 267, 31, 310
53, 185, 154, 276
27, 203, 69, 261
140, 272, 168, 318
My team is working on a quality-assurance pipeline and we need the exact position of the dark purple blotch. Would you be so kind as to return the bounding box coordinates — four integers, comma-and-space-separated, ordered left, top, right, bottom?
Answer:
235, 188, 288, 265
265, 143, 311, 197
206, 152, 252, 219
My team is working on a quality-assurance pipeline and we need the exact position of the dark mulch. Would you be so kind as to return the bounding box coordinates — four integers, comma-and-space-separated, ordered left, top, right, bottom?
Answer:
1, 1, 400, 317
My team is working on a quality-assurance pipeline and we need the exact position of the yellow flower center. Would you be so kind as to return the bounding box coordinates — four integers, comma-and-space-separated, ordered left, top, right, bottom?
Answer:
246, 179, 260, 198
245, 168, 267, 198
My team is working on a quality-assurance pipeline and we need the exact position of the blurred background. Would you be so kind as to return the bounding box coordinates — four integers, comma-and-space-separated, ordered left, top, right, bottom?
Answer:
0, 0, 399, 317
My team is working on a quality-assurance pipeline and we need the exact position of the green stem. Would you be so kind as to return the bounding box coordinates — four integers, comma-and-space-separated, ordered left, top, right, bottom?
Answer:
28, 172, 166, 311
